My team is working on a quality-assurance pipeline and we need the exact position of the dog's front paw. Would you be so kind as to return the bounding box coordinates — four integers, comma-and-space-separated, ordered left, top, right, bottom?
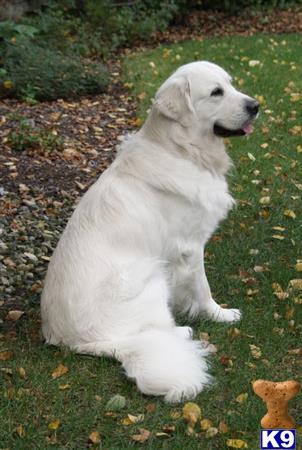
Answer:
210, 306, 241, 323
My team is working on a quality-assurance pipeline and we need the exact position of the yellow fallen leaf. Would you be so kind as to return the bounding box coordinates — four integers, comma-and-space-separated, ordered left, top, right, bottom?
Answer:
274, 292, 289, 300
156, 432, 169, 437
17, 367, 26, 379
200, 419, 213, 430
16, 425, 25, 438
3, 80, 14, 89
272, 225, 285, 232
272, 282, 283, 292
284, 209, 296, 219
59, 383, 71, 390
289, 279, 302, 290
236, 393, 248, 404
272, 234, 285, 240
183, 402, 201, 428
228, 328, 241, 339
259, 196, 270, 205
249, 344, 262, 359
295, 261, 302, 272
89, 431, 101, 444
205, 427, 218, 438
170, 410, 181, 419
48, 419, 60, 430
227, 438, 248, 448
121, 414, 144, 425
138, 92, 146, 100
249, 60, 260, 67
290, 93, 301, 102
51, 364, 69, 379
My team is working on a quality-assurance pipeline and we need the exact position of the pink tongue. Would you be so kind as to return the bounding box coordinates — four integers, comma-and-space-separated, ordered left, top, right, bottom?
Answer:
243, 124, 254, 135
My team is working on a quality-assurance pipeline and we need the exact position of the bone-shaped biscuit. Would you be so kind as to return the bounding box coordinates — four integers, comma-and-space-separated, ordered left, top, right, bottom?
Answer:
253, 379, 300, 429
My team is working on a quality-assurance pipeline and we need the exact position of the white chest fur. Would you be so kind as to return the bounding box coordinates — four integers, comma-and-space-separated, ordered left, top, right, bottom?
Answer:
159, 171, 234, 252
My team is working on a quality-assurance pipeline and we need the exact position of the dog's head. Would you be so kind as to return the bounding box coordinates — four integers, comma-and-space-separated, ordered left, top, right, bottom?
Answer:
154, 61, 259, 137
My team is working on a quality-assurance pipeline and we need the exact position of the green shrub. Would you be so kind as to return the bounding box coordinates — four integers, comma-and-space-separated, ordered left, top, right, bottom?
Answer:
1, 39, 109, 101
7, 115, 63, 152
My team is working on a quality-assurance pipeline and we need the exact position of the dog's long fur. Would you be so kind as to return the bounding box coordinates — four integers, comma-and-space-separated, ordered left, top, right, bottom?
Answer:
41, 61, 258, 402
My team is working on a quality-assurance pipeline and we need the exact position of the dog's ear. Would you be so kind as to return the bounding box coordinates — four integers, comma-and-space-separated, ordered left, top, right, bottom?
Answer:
154, 76, 194, 127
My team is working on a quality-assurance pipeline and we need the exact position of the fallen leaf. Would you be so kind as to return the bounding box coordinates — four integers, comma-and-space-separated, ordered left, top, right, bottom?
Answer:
287, 348, 302, 355
0, 350, 13, 361
17, 367, 26, 379
170, 410, 181, 420
1, 368, 13, 375
259, 196, 270, 205
121, 414, 144, 425
105, 394, 126, 411
227, 438, 248, 448
51, 364, 69, 379
249, 60, 260, 67
295, 262, 302, 272
220, 355, 233, 366
201, 419, 213, 430
75, 180, 86, 190
16, 425, 26, 438
284, 209, 296, 219
130, 428, 151, 443
58, 383, 71, 390
219, 420, 229, 433
205, 427, 219, 438
162, 425, 175, 433
5, 310, 25, 321
249, 344, 262, 359
274, 291, 289, 300
156, 432, 169, 437
289, 279, 302, 290
285, 307, 295, 320
146, 403, 156, 413
236, 393, 248, 404
183, 402, 201, 427
89, 431, 101, 444
272, 235, 285, 240
48, 419, 61, 430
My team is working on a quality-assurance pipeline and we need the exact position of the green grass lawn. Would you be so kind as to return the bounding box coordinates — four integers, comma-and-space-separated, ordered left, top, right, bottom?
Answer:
1, 34, 302, 449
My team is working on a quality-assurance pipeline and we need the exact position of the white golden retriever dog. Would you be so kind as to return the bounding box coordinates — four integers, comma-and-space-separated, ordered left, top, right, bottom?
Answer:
41, 61, 259, 402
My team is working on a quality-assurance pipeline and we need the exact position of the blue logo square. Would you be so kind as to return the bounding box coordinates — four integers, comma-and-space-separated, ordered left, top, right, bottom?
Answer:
260, 429, 296, 449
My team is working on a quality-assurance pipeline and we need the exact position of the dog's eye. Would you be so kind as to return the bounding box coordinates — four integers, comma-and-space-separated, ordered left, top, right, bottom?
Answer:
211, 87, 224, 97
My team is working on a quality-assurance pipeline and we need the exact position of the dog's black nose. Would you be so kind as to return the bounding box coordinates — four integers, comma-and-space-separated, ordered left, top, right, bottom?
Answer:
246, 99, 260, 116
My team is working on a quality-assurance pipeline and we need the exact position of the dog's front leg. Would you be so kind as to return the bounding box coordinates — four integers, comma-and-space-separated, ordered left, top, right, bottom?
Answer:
192, 251, 241, 322
173, 246, 241, 323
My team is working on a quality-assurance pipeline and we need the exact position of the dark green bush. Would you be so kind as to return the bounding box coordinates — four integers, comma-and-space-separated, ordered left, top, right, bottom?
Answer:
0, 39, 109, 101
